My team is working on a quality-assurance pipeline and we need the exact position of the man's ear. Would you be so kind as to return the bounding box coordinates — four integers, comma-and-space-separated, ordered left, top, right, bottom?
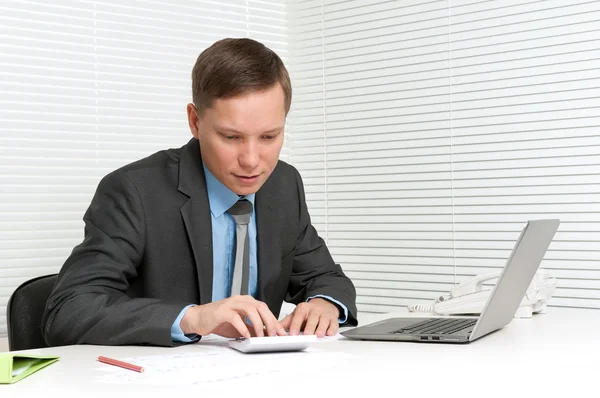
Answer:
186, 103, 199, 139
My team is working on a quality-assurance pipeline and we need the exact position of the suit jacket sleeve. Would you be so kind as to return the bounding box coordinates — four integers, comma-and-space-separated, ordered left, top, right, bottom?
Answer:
41, 171, 189, 347
284, 167, 358, 326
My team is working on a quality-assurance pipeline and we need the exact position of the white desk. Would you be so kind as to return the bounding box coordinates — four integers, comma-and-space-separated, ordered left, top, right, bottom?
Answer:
1, 308, 598, 398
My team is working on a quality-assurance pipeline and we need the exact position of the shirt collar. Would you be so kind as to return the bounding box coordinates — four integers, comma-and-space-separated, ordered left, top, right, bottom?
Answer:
203, 165, 255, 218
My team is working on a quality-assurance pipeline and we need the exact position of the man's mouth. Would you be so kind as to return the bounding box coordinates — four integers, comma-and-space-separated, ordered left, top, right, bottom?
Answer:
235, 174, 260, 184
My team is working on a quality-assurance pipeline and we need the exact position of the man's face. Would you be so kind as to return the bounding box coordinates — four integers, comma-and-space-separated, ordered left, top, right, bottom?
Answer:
187, 84, 286, 196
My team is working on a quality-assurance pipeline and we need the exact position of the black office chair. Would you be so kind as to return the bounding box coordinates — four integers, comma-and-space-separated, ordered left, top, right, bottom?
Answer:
7, 274, 57, 351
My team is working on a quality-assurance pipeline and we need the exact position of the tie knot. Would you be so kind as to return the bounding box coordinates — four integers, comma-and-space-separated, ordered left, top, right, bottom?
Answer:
227, 199, 252, 224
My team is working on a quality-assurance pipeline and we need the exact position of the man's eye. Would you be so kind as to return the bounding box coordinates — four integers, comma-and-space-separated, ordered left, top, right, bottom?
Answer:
224, 135, 239, 140
262, 135, 276, 140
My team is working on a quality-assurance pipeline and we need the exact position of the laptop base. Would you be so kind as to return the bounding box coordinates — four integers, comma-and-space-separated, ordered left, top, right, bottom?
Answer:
341, 317, 476, 344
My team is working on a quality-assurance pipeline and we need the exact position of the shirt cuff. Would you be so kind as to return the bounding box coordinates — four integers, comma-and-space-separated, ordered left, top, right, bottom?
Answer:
171, 304, 200, 343
307, 295, 348, 324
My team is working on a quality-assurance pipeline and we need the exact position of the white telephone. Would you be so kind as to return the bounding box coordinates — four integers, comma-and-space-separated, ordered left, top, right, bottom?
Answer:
408, 269, 557, 319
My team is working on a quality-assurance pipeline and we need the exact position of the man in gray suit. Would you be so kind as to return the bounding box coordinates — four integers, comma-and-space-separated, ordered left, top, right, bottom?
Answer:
42, 38, 358, 347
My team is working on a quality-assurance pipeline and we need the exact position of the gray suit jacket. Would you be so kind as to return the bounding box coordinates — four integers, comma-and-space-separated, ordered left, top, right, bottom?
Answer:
42, 138, 358, 347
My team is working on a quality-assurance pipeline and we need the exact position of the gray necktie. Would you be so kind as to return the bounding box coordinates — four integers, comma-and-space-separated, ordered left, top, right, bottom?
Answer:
228, 199, 252, 296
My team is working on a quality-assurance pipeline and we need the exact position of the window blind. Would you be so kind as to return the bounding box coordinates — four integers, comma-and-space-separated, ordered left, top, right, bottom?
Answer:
0, 0, 287, 337
286, 0, 600, 315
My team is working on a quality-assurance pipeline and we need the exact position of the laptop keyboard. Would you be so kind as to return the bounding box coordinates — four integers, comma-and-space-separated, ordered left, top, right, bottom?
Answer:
391, 318, 477, 335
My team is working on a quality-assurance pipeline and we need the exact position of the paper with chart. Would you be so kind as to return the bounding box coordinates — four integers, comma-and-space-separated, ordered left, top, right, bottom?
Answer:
94, 343, 352, 385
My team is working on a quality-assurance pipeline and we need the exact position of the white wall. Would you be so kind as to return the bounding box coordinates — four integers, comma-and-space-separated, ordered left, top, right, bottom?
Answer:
286, 0, 600, 315
0, 0, 288, 339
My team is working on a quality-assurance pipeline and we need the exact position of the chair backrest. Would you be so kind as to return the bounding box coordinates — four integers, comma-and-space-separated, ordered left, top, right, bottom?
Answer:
7, 274, 57, 351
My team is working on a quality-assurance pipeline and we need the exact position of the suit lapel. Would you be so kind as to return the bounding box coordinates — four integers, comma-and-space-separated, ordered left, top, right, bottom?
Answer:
256, 188, 280, 307
176, 138, 284, 308
178, 138, 213, 305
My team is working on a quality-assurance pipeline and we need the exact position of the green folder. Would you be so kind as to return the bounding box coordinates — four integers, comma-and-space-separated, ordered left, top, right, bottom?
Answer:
0, 353, 59, 384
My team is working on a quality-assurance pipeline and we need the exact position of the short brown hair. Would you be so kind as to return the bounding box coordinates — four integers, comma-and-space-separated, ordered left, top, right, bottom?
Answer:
191, 38, 292, 116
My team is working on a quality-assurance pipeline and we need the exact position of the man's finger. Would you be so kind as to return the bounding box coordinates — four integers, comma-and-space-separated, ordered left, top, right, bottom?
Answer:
327, 317, 339, 336
256, 303, 286, 336
302, 311, 321, 336
315, 315, 330, 338
242, 305, 265, 337
289, 307, 308, 336
278, 314, 292, 331
228, 312, 251, 339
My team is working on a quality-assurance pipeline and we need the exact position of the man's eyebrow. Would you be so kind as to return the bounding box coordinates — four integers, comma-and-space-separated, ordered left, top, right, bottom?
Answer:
215, 126, 284, 134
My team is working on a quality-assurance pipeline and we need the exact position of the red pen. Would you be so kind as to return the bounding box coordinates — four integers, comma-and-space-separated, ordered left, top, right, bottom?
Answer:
98, 355, 144, 373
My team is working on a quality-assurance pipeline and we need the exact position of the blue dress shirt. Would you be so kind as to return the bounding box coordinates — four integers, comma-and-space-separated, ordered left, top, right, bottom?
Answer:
170, 166, 347, 342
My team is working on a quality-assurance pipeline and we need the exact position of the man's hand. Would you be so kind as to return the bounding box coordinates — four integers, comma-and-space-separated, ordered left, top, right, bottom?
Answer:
279, 298, 340, 338
180, 295, 287, 339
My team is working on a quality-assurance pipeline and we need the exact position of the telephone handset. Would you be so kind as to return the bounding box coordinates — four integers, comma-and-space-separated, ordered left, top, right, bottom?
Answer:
408, 269, 557, 318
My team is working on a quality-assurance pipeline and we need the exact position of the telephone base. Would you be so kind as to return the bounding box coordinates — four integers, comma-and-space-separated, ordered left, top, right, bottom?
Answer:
514, 302, 548, 319
407, 270, 556, 319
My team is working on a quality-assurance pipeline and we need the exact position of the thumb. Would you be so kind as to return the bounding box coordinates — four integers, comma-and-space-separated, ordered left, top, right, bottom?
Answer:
278, 313, 293, 331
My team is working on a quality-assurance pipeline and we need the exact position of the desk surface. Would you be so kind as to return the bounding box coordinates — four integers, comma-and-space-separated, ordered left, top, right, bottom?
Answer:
2, 308, 598, 397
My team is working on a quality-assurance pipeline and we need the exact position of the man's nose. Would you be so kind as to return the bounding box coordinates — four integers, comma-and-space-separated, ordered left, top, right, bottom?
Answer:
239, 142, 259, 169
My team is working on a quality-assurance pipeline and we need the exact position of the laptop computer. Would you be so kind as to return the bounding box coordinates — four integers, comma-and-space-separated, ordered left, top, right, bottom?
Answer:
341, 219, 560, 344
